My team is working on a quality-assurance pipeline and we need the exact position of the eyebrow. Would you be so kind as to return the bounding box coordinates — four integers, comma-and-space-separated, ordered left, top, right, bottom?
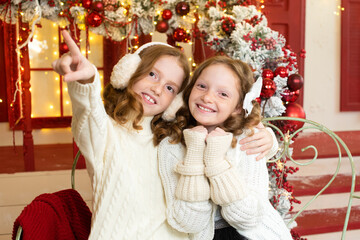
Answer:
153, 66, 181, 90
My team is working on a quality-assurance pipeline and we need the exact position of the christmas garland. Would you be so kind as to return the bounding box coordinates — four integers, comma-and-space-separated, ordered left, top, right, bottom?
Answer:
0, 1, 307, 238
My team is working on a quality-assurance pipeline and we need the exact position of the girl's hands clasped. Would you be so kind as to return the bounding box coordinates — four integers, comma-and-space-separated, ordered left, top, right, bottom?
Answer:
52, 30, 95, 83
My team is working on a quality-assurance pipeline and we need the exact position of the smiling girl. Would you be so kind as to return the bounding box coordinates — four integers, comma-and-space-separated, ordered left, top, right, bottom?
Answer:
159, 56, 292, 240
52, 31, 191, 240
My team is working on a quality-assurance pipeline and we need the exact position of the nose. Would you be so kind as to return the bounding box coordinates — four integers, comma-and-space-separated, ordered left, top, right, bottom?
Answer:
201, 91, 213, 103
150, 83, 162, 96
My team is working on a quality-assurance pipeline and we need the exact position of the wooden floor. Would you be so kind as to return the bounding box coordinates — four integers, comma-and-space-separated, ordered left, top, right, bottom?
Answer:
0, 144, 75, 173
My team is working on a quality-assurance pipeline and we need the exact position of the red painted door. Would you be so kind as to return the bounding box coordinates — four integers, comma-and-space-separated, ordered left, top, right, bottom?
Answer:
341, 0, 360, 111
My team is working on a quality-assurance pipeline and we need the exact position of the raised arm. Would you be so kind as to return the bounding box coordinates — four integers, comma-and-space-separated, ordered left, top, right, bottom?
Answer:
52, 31, 108, 177
158, 135, 213, 235
202, 128, 268, 230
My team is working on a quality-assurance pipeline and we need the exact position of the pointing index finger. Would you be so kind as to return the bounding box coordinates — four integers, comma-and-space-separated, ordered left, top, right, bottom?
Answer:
61, 30, 81, 56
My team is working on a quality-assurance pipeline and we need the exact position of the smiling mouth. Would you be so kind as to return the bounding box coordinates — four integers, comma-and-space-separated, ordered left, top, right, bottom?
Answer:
142, 93, 156, 104
197, 104, 215, 113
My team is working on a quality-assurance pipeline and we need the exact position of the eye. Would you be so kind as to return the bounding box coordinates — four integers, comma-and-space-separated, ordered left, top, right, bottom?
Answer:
166, 85, 175, 93
220, 92, 229, 98
149, 71, 158, 80
197, 83, 206, 89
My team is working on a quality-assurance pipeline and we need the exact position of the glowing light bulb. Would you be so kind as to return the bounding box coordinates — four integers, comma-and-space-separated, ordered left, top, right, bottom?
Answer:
54, 51, 58, 55
65, 101, 70, 105
50, 105, 54, 109
0, 99, 2, 103
64, 87, 68, 92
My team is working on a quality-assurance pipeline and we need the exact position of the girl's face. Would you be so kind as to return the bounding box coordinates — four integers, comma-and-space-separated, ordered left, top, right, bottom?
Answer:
132, 55, 185, 117
188, 64, 241, 132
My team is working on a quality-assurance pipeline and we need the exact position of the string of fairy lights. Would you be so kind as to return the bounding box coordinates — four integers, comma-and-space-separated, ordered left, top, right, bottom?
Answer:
0, 0, 345, 118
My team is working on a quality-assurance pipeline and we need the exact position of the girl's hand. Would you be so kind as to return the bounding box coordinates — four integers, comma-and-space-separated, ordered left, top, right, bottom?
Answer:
52, 30, 95, 83
239, 122, 272, 161
207, 127, 227, 138
190, 126, 208, 135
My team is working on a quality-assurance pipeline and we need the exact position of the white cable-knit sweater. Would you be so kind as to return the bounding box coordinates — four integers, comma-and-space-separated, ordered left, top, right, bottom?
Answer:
158, 130, 293, 240
67, 71, 189, 240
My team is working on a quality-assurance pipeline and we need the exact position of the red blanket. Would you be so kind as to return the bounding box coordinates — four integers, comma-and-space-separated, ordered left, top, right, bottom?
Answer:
12, 189, 92, 240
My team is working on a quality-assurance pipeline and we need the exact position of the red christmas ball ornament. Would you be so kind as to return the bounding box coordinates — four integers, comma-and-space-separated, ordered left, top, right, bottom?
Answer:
156, 20, 169, 33
221, 17, 235, 35
274, 66, 289, 78
287, 73, 304, 91
175, 1, 190, 16
262, 69, 274, 80
87, 11, 103, 27
82, 0, 92, 9
162, 9, 173, 20
255, 97, 262, 104
281, 89, 300, 103
260, 78, 277, 98
59, 42, 69, 55
282, 102, 306, 131
173, 28, 187, 42
92, 1, 104, 12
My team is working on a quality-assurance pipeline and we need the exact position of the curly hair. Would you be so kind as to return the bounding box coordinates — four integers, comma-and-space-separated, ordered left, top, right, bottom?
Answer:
103, 44, 190, 131
153, 56, 261, 147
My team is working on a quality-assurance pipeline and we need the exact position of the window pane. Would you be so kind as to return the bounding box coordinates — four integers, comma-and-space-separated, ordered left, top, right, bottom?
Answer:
31, 71, 60, 117
28, 19, 59, 68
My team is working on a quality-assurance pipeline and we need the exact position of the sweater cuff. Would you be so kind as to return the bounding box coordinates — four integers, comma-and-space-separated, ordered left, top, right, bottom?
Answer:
204, 133, 233, 167
67, 65, 100, 97
183, 129, 207, 154
209, 167, 245, 205
175, 163, 205, 176
175, 175, 210, 202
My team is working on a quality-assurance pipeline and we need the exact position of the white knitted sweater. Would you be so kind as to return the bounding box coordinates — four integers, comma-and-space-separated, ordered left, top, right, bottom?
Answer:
158, 130, 293, 240
67, 71, 189, 240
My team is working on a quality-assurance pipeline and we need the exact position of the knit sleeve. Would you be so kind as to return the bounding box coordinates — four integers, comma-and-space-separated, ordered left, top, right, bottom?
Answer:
158, 138, 213, 234
67, 66, 108, 175
220, 142, 270, 230
175, 129, 210, 202
264, 127, 279, 160
204, 134, 246, 205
